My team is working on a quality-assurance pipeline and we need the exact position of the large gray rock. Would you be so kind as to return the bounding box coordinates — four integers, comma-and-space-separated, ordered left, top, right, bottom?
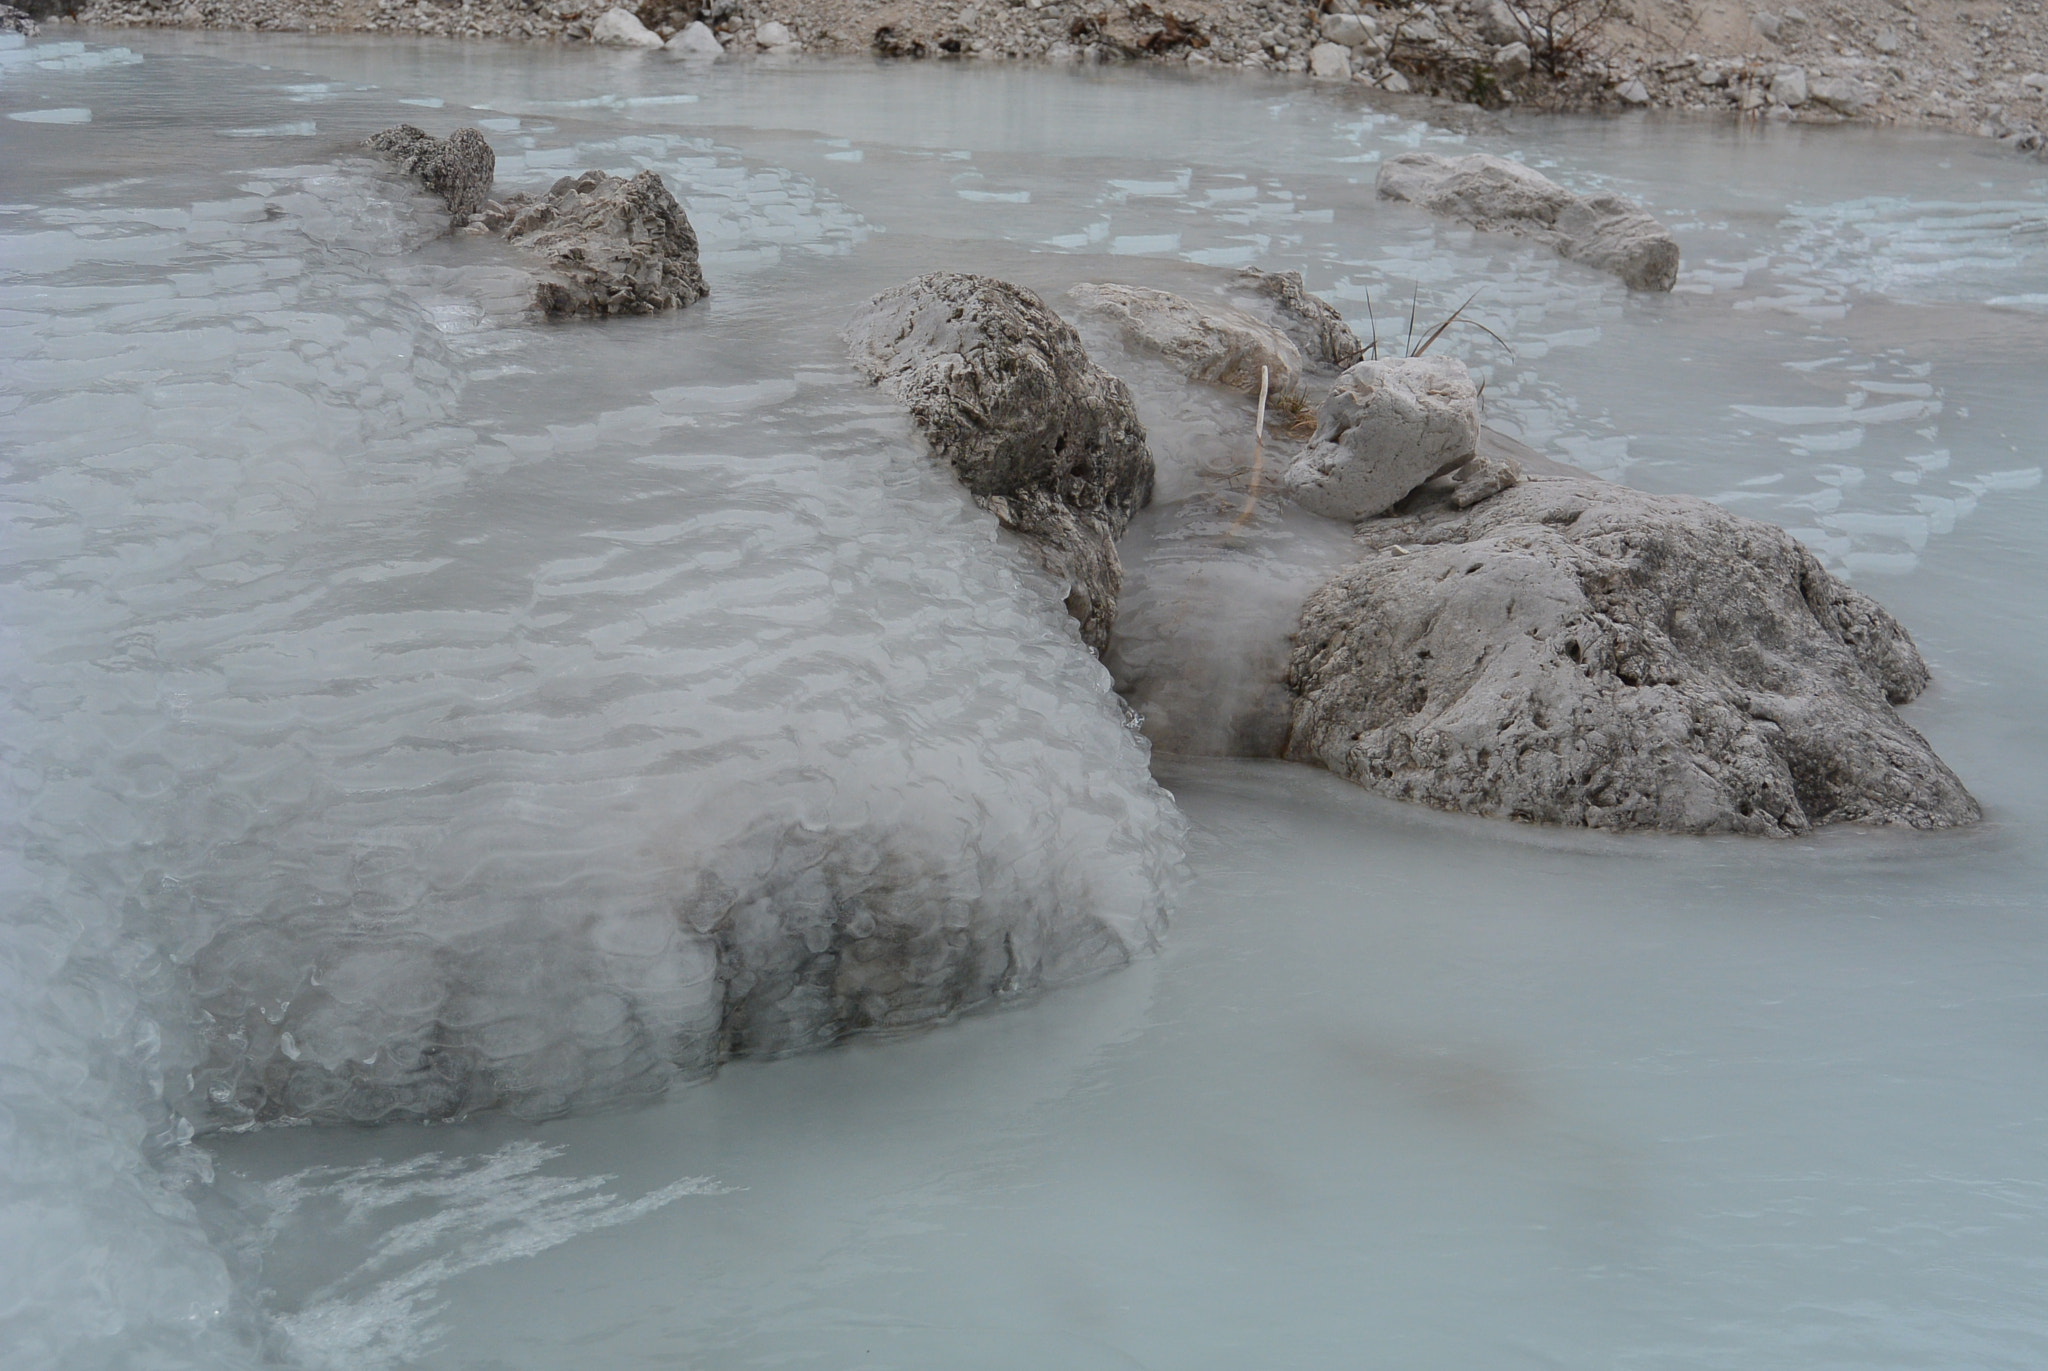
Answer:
1232, 267, 1367, 372
846, 273, 1154, 655
1287, 470, 1980, 835
366, 124, 497, 223
1068, 281, 1304, 400
1281, 356, 1481, 520
486, 169, 709, 319
1376, 152, 1681, 292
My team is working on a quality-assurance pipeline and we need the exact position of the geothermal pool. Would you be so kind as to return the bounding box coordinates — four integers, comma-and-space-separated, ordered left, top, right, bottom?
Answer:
4, 28, 2048, 1370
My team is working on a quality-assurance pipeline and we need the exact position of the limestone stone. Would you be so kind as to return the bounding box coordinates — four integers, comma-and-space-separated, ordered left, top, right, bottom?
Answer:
1287, 470, 1980, 835
666, 20, 724, 57
1281, 356, 1480, 521
1772, 64, 1809, 106
1231, 268, 1367, 372
365, 124, 496, 223
1309, 42, 1352, 78
1319, 11, 1377, 47
845, 273, 1155, 655
1068, 281, 1305, 399
488, 169, 708, 318
1376, 151, 1681, 292
589, 6, 664, 46
755, 19, 795, 48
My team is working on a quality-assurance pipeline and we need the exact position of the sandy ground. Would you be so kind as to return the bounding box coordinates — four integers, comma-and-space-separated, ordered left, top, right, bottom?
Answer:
27, 0, 2048, 149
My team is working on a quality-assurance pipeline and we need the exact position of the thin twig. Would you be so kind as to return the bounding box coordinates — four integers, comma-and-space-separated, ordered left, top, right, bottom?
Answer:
1228, 365, 1272, 537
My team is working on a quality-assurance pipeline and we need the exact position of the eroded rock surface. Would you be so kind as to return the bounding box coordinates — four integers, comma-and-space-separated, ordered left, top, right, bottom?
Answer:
846, 273, 1154, 655
1281, 356, 1481, 520
486, 169, 709, 318
1068, 281, 1305, 400
1377, 152, 1681, 292
1232, 267, 1367, 372
1287, 471, 1979, 834
366, 124, 497, 222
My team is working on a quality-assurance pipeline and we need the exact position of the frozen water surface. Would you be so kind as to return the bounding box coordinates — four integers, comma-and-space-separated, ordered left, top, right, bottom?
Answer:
2, 29, 2047, 1371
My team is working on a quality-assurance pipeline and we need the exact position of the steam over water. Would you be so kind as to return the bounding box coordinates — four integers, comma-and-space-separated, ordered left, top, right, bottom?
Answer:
4, 28, 2048, 1370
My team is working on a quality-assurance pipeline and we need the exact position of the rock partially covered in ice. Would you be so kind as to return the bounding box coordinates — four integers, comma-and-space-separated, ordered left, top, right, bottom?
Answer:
590, 5, 665, 46
1376, 152, 1681, 292
667, 20, 725, 57
846, 273, 1154, 654
487, 169, 709, 319
1068, 281, 1304, 400
1232, 267, 1367, 372
366, 124, 497, 222
1287, 467, 1981, 835
1281, 356, 1481, 520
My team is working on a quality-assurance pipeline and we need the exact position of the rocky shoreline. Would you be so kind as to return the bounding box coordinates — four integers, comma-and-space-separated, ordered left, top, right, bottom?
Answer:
23, 0, 2048, 154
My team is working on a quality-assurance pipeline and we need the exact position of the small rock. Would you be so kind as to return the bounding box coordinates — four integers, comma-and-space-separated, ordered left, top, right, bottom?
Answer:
590, 6, 664, 47
1752, 10, 1782, 42
666, 20, 724, 57
495, 169, 709, 319
1494, 41, 1532, 81
2023, 73, 2048, 94
1809, 74, 1878, 114
1395, 15, 1442, 45
1309, 42, 1352, 79
1381, 70, 1413, 93
1772, 64, 1809, 107
1376, 152, 1681, 292
1281, 357, 1480, 521
754, 19, 794, 48
1319, 11, 1378, 47
846, 274, 1154, 656
1476, 0, 1523, 46
1873, 26, 1900, 54
1232, 268, 1367, 372
366, 124, 496, 223
1068, 282, 1306, 400
0, 3, 38, 36
1615, 77, 1650, 105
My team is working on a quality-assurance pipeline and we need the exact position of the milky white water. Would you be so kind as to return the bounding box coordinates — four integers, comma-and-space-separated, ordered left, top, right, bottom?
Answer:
3, 29, 2047, 1371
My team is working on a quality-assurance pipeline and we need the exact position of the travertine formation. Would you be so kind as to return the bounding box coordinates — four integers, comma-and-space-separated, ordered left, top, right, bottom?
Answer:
1287, 470, 1980, 835
845, 272, 1154, 655
486, 169, 710, 319
1281, 356, 1483, 520
1232, 267, 1367, 372
1377, 152, 1682, 291
1067, 281, 1304, 399
365, 123, 496, 222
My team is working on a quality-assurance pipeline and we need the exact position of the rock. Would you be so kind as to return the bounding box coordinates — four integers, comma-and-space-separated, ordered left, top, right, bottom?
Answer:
1232, 268, 1367, 372
1319, 11, 1378, 47
1380, 70, 1413, 94
1395, 15, 1442, 44
2020, 72, 2048, 94
1, 4, 38, 36
1809, 75, 1878, 114
365, 125, 497, 223
754, 18, 795, 48
1281, 356, 1480, 521
1068, 281, 1305, 400
1309, 42, 1352, 79
666, 20, 724, 57
1494, 41, 1532, 81
1752, 10, 1782, 42
1476, 0, 1524, 46
1286, 469, 1980, 835
1431, 446, 1522, 508
1376, 152, 1681, 292
1771, 64, 1809, 107
845, 274, 1155, 655
1873, 26, 1901, 54
1615, 77, 1650, 105
590, 6, 664, 47
488, 169, 709, 319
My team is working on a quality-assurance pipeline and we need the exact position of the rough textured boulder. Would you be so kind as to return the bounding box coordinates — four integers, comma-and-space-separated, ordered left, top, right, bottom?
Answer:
1376, 152, 1681, 292
846, 273, 1154, 655
485, 169, 708, 319
1068, 282, 1305, 399
1233, 268, 1366, 372
1287, 470, 1980, 835
366, 124, 497, 222
1282, 356, 1481, 520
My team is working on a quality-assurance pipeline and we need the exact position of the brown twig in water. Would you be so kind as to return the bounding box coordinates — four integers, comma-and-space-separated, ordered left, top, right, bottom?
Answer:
1227, 365, 1272, 538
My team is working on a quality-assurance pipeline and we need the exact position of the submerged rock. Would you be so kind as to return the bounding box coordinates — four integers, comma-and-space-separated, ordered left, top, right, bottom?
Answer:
486, 169, 709, 319
1287, 466, 1980, 835
1232, 267, 1367, 372
1281, 356, 1481, 520
366, 124, 497, 222
1068, 281, 1305, 400
846, 272, 1154, 655
1376, 152, 1681, 292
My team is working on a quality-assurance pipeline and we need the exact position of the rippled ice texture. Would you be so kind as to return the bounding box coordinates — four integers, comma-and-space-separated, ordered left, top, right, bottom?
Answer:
4, 28, 2048, 1371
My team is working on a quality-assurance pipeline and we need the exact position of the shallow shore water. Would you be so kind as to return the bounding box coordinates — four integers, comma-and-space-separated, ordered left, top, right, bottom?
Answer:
4, 29, 2048, 1370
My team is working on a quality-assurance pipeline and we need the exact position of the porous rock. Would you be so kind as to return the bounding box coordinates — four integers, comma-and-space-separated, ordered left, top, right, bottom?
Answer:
846, 273, 1154, 655
366, 124, 497, 222
1281, 356, 1481, 520
1287, 469, 1980, 835
1232, 267, 1367, 372
485, 168, 709, 319
1068, 281, 1304, 398
1376, 152, 1681, 292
